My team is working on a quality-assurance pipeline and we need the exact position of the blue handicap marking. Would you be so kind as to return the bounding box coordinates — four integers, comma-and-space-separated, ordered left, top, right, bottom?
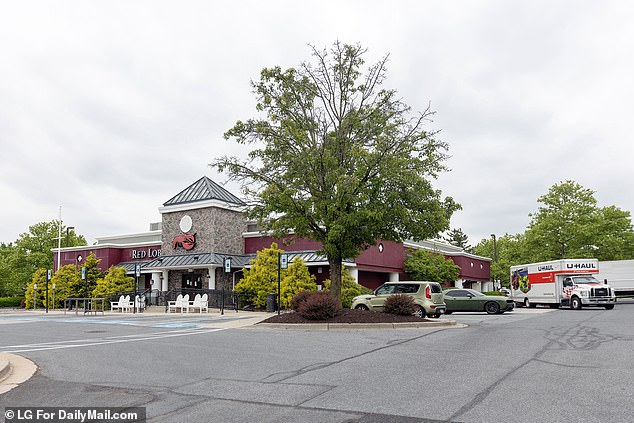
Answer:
155, 322, 199, 328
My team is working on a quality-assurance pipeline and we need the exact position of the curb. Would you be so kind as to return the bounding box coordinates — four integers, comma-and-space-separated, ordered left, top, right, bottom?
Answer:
0, 353, 38, 395
0, 358, 11, 383
257, 320, 465, 330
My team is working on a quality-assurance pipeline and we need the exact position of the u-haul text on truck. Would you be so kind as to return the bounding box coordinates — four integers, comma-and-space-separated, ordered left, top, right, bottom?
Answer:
510, 259, 616, 310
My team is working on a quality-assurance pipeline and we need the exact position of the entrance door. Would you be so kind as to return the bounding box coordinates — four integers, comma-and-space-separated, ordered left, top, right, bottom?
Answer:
182, 273, 203, 290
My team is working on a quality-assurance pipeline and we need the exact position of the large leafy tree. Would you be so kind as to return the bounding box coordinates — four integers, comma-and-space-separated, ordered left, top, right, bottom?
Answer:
524, 181, 597, 260
0, 243, 27, 296
524, 181, 634, 261
403, 249, 460, 284
472, 181, 634, 283
15, 220, 85, 270
7, 220, 86, 294
214, 41, 459, 305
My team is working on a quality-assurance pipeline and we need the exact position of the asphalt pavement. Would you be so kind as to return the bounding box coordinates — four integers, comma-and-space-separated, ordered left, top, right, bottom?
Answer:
1, 303, 633, 422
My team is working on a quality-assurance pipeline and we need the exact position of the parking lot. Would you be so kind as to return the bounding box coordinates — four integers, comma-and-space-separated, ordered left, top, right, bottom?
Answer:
2, 303, 634, 422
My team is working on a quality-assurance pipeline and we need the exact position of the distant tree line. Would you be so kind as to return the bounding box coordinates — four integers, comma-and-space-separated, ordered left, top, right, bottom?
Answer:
468, 180, 634, 286
0, 220, 85, 297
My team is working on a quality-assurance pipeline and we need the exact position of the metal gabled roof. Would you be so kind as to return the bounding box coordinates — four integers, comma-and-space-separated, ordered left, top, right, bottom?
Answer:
163, 176, 245, 207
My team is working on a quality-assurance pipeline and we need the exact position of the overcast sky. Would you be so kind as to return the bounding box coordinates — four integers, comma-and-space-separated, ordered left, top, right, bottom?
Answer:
1, 1, 633, 248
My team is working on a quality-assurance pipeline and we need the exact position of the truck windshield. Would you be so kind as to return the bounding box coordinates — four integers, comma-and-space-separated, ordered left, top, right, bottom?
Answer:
572, 276, 601, 284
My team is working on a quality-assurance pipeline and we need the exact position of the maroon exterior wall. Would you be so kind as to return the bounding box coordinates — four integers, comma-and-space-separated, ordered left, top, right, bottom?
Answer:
355, 241, 406, 273
54, 244, 161, 272
244, 235, 322, 254
358, 271, 392, 290
448, 256, 490, 282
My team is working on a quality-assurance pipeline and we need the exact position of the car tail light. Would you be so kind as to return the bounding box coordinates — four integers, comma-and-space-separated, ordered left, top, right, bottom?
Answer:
425, 285, 431, 299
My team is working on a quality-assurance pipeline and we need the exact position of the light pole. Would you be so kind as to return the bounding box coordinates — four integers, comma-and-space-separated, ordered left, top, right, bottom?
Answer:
66, 226, 75, 247
56, 206, 62, 271
33, 283, 37, 310
490, 234, 498, 291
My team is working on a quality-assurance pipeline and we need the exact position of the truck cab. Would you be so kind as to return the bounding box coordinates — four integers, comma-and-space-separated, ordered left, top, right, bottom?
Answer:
561, 275, 615, 310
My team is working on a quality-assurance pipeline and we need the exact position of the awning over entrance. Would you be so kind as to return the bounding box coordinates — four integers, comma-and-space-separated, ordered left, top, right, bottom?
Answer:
118, 260, 153, 273
143, 253, 253, 270
139, 250, 354, 271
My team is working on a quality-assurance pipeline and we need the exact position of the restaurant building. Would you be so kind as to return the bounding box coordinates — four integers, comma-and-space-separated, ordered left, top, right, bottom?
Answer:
54, 176, 492, 292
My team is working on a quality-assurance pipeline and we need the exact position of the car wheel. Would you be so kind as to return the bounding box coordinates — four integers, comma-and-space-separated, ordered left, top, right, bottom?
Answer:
485, 301, 500, 315
413, 306, 425, 318
604, 305, 615, 310
355, 304, 369, 311
524, 298, 535, 308
570, 296, 582, 310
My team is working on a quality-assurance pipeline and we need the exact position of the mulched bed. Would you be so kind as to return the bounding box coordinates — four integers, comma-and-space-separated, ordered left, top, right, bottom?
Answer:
259, 308, 429, 324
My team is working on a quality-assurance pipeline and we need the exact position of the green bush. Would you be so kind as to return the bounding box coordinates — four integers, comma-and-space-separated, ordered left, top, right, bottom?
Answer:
235, 243, 316, 309
483, 291, 504, 296
383, 294, 417, 315
298, 292, 339, 320
0, 296, 23, 308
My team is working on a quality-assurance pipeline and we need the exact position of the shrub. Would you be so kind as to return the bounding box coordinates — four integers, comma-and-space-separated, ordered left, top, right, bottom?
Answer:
383, 294, 417, 315
290, 290, 313, 311
298, 292, 339, 320
279, 258, 317, 308
0, 296, 23, 308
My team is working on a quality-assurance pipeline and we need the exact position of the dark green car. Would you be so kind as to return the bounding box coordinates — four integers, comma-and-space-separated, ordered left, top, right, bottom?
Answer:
443, 289, 514, 314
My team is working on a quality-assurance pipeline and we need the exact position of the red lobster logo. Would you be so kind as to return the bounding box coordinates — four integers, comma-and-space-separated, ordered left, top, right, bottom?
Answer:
172, 233, 196, 251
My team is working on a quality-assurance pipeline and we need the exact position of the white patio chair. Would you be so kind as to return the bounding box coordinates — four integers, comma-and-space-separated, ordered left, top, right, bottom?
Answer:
180, 294, 190, 313
168, 294, 183, 313
110, 295, 125, 312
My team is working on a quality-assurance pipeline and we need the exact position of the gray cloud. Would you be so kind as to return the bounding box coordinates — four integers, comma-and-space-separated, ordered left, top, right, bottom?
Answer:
1, 0, 632, 248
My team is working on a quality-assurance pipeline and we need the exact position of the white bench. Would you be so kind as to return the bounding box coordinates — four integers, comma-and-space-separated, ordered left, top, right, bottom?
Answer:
187, 294, 208, 313
111, 295, 133, 312
167, 294, 189, 313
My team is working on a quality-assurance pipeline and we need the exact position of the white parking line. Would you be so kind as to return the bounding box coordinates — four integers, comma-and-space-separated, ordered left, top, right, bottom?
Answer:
0, 328, 225, 353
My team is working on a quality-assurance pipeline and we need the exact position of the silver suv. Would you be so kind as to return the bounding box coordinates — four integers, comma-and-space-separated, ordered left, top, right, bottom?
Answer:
351, 281, 446, 318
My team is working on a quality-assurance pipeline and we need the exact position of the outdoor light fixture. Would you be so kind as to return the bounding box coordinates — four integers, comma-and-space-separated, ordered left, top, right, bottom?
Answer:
66, 226, 75, 247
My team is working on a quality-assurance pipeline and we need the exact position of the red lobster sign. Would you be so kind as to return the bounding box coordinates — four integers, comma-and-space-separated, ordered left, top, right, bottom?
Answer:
172, 233, 196, 251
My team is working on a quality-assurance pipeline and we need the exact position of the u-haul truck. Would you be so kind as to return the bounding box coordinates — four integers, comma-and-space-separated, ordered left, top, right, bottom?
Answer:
510, 259, 616, 310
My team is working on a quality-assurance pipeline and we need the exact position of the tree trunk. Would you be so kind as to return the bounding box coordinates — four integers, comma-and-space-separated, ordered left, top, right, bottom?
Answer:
327, 256, 343, 308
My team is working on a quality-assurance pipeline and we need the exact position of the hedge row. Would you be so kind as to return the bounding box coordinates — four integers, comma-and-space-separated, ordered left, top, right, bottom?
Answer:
0, 296, 24, 308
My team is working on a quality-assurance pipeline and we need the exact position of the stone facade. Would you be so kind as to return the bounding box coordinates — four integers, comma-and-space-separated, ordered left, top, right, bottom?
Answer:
214, 268, 234, 291
161, 206, 246, 257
